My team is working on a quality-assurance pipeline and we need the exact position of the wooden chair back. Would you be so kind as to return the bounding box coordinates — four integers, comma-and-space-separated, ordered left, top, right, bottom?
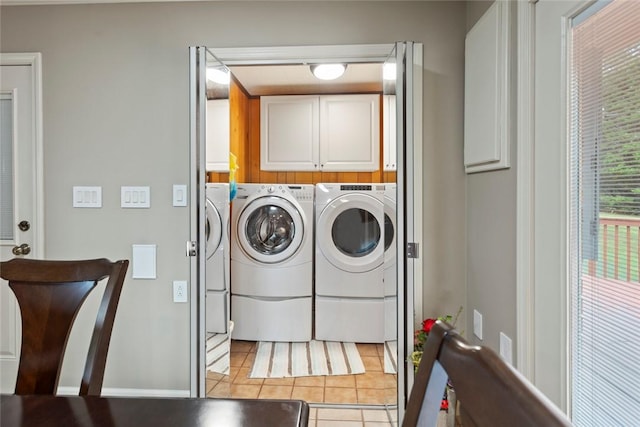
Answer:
0, 258, 129, 396
403, 320, 573, 427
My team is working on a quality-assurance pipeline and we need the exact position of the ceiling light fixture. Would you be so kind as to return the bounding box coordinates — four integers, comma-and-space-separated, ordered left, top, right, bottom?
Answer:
310, 63, 347, 81
207, 67, 230, 85
383, 63, 396, 81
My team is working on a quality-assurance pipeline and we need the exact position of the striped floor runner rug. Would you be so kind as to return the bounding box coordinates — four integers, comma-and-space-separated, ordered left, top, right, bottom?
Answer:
384, 340, 398, 374
249, 340, 365, 378
206, 332, 230, 375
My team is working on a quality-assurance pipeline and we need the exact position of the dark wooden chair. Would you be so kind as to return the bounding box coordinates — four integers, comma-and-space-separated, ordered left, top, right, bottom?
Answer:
403, 320, 573, 427
0, 258, 129, 396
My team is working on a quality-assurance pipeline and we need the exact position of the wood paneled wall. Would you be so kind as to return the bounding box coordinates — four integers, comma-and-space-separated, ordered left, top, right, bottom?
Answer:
208, 83, 396, 185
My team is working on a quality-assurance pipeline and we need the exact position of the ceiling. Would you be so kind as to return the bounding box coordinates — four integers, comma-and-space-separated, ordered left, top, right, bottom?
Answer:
227, 63, 384, 97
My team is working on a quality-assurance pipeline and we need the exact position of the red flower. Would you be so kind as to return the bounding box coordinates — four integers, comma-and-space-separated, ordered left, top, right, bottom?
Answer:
422, 318, 436, 333
440, 399, 449, 411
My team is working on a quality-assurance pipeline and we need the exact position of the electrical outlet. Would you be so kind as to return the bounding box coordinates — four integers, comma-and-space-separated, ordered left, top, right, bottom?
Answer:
500, 332, 513, 365
173, 281, 188, 303
473, 309, 483, 340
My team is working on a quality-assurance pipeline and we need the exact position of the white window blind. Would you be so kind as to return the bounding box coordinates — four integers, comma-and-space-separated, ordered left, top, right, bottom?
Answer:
570, 1, 640, 425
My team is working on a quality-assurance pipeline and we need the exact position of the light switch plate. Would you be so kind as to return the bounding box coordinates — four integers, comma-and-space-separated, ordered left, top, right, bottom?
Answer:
173, 185, 187, 207
121, 186, 150, 208
73, 186, 102, 208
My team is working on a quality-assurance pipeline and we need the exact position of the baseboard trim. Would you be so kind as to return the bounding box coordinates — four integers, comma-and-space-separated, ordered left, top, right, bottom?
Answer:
57, 386, 190, 398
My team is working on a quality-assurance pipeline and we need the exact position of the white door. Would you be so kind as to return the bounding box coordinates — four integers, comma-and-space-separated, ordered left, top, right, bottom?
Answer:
0, 53, 44, 393
189, 47, 232, 397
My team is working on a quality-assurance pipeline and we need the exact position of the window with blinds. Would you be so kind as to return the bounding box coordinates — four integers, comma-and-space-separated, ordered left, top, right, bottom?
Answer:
570, 1, 640, 425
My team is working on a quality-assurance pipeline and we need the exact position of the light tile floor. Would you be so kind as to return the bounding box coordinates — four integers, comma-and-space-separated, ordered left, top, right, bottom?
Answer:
206, 340, 398, 420
309, 407, 398, 427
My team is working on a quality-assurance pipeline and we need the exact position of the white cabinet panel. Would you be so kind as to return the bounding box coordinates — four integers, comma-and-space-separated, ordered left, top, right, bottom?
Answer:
261, 94, 379, 172
464, 0, 511, 173
260, 95, 319, 171
206, 99, 230, 172
383, 94, 396, 171
320, 94, 380, 172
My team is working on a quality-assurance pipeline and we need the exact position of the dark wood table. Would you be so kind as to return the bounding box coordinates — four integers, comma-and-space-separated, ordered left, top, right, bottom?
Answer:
1, 394, 309, 427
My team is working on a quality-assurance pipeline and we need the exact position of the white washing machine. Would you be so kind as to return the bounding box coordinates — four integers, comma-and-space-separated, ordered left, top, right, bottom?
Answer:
315, 183, 386, 343
206, 183, 230, 334
383, 183, 397, 342
230, 183, 313, 342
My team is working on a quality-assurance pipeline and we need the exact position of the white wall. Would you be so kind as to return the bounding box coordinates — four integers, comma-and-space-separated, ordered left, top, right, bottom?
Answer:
1, 1, 468, 392
465, 0, 518, 359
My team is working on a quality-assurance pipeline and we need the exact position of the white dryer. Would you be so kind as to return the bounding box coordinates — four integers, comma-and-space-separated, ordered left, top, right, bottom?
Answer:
315, 183, 385, 343
383, 183, 397, 342
230, 183, 313, 342
206, 183, 230, 334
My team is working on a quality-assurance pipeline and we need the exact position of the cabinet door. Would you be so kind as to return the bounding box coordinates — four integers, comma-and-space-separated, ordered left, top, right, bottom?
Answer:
206, 99, 230, 172
260, 95, 319, 171
383, 94, 397, 171
319, 94, 380, 171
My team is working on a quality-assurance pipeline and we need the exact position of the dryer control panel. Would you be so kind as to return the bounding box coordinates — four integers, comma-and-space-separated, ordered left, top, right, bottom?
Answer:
340, 184, 385, 192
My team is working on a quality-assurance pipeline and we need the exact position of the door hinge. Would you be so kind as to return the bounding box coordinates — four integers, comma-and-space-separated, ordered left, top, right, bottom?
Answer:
407, 242, 419, 259
186, 241, 197, 257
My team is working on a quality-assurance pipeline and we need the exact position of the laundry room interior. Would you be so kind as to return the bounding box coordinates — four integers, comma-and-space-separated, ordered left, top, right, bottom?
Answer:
202, 53, 400, 408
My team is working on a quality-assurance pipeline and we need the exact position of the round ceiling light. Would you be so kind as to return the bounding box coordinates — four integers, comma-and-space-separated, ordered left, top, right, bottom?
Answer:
383, 63, 396, 81
207, 67, 230, 85
310, 63, 347, 81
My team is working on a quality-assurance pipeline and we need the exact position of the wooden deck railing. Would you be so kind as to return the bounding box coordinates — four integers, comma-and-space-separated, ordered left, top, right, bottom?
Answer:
588, 217, 640, 282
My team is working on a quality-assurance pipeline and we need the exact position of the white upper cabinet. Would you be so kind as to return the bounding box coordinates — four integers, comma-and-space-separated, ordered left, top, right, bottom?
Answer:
261, 94, 380, 171
319, 94, 380, 172
382, 94, 397, 171
206, 99, 230, 172
463, 0, 511, 173
260, 95, 320, 171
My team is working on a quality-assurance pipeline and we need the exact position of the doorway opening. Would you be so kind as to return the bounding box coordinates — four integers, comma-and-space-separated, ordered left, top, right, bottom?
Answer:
190, 44, 422, 422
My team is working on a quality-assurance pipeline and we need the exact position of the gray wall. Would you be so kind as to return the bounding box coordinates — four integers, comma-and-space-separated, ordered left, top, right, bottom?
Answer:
1, 1, 468, 392
464, 0, 518, 360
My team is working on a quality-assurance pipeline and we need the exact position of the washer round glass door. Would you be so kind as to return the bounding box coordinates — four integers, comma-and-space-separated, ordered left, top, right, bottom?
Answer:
237, 195, 304, 264
205, 198, 223, 260
317, 193, 384, 273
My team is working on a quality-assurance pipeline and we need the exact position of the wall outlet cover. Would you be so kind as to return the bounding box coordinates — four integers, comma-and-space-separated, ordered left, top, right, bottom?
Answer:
500, 332, 513, 365
473, 309, 483, 340
173, 281, 188, 303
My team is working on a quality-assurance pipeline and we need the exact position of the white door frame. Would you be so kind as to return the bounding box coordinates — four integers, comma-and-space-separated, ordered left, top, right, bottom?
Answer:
516, 0, 593, 411
191, 43, 423, 413
516, 0, 536, 384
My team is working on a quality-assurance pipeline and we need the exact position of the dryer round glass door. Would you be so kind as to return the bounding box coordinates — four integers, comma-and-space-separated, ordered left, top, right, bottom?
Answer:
237, 196, 305, 264
205, 198, 223, 259
332, 208, 380, 257
317, 193, 384, 273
